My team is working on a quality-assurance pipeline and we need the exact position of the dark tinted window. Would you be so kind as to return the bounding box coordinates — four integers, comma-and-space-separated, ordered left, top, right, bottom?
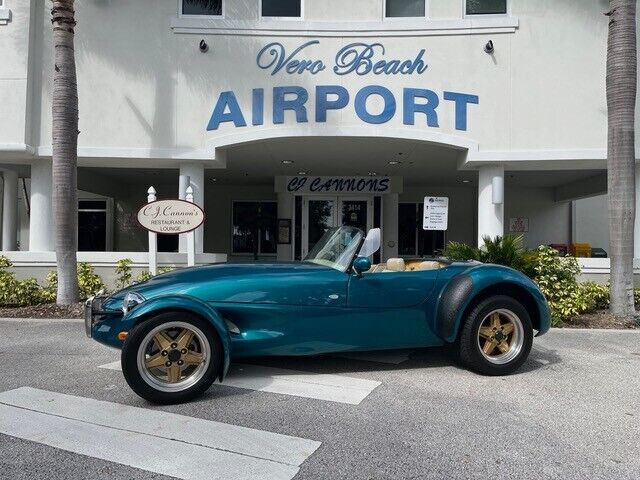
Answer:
398, 203, 445, 257
262, 0, 301, 17
232, 201, 278, 255
385, 0, 425, 18
183, 0, 222, 15
79, 200, 106, 210
466, 0, 507, 15
398, 203, 417, 256
78, 211, 106, 251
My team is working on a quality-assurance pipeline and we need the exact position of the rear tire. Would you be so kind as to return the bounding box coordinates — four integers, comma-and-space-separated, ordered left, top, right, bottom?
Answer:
121, 312, 222, 404
458, 295, 533, 376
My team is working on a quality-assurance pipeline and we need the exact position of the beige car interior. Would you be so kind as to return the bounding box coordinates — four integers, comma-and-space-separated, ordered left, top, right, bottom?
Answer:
370, 258, 448, 273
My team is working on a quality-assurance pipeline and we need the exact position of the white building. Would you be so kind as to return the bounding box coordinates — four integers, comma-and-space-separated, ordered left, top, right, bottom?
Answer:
0, 0, 632, 282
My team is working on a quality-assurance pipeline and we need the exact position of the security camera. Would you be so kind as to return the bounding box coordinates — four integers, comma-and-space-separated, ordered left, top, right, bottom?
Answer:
199, 39, 209, 53
484, 40, 494, 54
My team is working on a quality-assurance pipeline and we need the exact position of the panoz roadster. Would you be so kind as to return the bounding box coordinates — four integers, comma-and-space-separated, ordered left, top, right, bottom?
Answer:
86, 226, 550, 404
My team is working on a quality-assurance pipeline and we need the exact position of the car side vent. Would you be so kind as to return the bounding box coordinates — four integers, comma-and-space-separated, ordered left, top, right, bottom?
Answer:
225, 319, 241, 335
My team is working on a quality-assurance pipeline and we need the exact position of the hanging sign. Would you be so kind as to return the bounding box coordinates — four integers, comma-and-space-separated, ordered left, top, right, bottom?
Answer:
137, 200, 205, 235
423, 196, 449, 231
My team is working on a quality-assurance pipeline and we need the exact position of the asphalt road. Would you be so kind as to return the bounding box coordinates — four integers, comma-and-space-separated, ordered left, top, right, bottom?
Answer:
1, 319, 639, 480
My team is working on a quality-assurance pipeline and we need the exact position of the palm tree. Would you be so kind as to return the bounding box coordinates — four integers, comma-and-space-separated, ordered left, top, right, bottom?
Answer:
51, 0, 79, 304
606, 0, 636, 317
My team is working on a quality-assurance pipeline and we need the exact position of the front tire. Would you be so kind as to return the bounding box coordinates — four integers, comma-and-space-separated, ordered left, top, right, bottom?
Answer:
458, 295, 533, 376
121, 312, 222, 404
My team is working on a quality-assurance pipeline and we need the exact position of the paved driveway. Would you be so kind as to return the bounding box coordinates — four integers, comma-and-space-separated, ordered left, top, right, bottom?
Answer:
1, 319, 639, 479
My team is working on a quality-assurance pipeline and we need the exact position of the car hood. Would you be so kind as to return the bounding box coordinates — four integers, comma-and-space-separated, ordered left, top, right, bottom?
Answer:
108, 261, 334, 304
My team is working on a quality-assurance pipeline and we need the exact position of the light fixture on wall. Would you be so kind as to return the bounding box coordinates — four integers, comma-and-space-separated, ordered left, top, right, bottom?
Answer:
199, 39, 209, 53
368, 172, 377, 176
484, 40, 494, 54
297, 171, 307, 175
492, 175, 504, 204
462, 179, 471, 184
281, 160, 294, 165
388, 160, 401, 165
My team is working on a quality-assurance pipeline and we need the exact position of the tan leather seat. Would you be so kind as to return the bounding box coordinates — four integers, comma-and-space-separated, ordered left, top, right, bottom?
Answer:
415, 261, 443, 271
385, 258, 405, 272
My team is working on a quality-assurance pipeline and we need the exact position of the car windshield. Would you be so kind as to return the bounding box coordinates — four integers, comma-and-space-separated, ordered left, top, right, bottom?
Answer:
304, 226, 364, 271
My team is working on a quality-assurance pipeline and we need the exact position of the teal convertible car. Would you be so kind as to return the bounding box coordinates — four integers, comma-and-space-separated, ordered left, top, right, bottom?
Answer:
86, 226, 550, 404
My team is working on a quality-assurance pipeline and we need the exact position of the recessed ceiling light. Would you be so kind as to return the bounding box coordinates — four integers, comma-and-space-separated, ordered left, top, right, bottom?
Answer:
388, 160, 401, 165
368, 172, 377, 176
298, 171, 307, 175
281, 160, 294, 165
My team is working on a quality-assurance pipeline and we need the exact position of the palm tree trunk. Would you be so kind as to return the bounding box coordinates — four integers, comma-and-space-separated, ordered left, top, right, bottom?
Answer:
51, 0, 79, 304
607, 0, 637, 317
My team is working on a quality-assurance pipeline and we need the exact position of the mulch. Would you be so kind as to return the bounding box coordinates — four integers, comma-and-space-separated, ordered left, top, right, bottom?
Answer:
563, 311, 639, 330
0, 302, 84, 319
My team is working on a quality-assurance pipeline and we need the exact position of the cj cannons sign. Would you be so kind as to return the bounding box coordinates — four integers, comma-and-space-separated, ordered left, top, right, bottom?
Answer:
207, 41, 479, 132
137, 200, 205, 235
286, 176, 391, 193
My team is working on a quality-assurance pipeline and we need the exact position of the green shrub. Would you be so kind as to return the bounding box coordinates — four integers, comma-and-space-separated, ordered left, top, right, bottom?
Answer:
137, 270, 153, 283
442, 234, 535, 274
532, 246, 610, 326
136, 266, 174, 284
39, 271, 58, 303
115, 259, 133, 289
77, 263, 105, 299
0, 256, 45, 307
41, 263, 105, 301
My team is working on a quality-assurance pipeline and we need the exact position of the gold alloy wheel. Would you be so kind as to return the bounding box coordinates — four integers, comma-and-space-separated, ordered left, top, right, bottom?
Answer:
137, 321, 211, 392
477, 308, 524, 365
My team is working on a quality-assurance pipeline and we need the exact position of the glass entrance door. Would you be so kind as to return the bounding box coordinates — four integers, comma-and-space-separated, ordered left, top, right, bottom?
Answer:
302, 196, 373, 257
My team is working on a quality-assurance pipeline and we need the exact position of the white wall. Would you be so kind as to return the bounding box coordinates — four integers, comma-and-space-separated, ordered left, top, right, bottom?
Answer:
0, 0, 37, 147
0, 0, 608, 163
574, 194, 609, 252
505, 186, 571, 249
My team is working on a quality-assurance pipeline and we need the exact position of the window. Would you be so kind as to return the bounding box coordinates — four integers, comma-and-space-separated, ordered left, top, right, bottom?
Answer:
181, 0, 222, 16
78, 200, 108, 252
385, 0, 426, 18
398, 203, 445, 257
466, 0, 507, 15
261, 0, 301, 18
232, 201, 278, 256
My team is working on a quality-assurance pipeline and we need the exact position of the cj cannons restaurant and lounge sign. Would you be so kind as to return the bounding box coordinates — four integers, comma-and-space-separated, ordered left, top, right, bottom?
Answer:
207, 41, 480, 132
137, 200, 205, 235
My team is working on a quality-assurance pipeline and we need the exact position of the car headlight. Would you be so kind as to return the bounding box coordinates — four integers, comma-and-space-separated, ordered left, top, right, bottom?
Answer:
122, 292, 145, 314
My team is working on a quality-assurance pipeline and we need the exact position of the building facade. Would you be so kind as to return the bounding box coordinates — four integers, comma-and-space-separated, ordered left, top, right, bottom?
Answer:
0, 0, 632, 282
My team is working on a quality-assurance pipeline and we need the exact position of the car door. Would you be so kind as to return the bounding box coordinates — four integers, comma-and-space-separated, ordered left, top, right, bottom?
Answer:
347, 269, 439, 309
345, 268, 441, 348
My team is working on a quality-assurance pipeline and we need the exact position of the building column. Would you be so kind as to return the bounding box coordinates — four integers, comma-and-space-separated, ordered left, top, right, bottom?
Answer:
29, 160, 54, 251
277, 192, 293, 261
178, 163, 204, 253
382, 193, 399, 260
477, 165, 504, 245
2, 170, 18, 251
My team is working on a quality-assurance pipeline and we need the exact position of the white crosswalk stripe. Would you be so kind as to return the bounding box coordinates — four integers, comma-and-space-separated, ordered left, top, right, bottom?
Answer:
99, 361, 381, 405
0, 387, 320, 480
